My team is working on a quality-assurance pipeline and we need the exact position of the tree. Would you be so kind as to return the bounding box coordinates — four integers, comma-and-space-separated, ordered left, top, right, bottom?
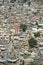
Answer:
20, 24, 27, 32
22, 60, 25, 65
33, 12, 37, 15
8, 6, 11, 12
28, 37, 37, 48
28, 1, 31, 6
35, 22, 38, 25
20, 60, 25, 65
37, 9, 40, 13
3, 0, 4, 4
39, 17, 42, 22
23, 0, 27, 3
10, 0, 16, 3
34, 32, 40, 37
30, 61, 40, 65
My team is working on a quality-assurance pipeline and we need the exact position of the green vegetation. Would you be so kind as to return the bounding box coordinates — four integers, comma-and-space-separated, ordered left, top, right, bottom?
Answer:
30, 61, 40, 65
3, 0, 4, 4
28, 37, 37, 48
20, 24, 27, 32
34, 0, 43, 4
35, 22, 38, 25
10, 0, 16, 3
8, 6, 11, 12
40, 0, 43, 4
39, 17, 42, 22
38, 25, 42, 28
28, 1, 31, 6
23, 0, 27, 3
34, 32, 40, 37
33, 12, 37, 15
20, 60, 25, 65
9, 6, 11, 10
37, 9, 40, 13
35, 22, 42, 28
22, 60, 25, 65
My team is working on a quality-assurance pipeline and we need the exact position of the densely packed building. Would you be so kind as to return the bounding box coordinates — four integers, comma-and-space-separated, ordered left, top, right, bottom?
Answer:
0, 0, 43, 65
